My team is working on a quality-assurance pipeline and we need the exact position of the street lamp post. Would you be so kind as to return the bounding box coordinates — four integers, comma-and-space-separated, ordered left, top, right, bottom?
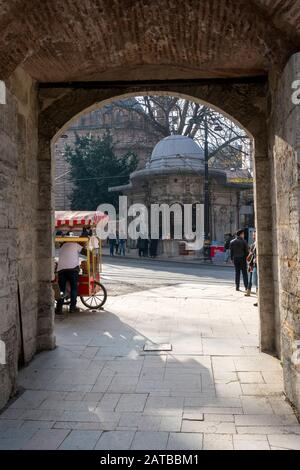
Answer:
203, 114, 211, 261
189, 112, 223, 261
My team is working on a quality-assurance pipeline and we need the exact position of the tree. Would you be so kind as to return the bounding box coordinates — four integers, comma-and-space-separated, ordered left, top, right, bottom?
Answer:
111, 96, 250, 171
65, 131, 138, 210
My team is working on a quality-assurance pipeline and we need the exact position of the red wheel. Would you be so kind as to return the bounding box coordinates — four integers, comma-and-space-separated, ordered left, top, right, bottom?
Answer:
80, 281, 107, 309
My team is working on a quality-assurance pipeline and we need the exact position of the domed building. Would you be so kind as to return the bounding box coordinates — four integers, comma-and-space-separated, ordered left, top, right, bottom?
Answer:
110, 135, 253, 257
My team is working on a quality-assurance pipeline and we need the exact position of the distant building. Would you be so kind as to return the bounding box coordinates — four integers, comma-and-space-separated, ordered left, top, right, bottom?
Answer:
54, 99, 161, 209
109, 135, 253, 255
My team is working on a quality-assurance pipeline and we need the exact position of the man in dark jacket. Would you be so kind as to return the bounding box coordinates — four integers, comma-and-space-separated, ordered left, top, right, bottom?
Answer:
230, 229, 249, 291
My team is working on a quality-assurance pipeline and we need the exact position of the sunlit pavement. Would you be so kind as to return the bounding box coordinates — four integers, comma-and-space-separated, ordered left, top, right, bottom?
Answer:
1, 259, 299, 450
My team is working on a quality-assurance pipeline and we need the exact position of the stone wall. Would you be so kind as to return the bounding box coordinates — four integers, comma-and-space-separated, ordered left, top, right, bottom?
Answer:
270, 53, 300, 411
0, 68, 39, 408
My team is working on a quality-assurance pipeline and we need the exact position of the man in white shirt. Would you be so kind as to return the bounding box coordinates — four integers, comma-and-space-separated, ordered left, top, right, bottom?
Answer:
56, 242, 84, 314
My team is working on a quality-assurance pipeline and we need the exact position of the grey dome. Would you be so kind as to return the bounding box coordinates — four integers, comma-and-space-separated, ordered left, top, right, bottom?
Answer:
109, 134, 228, 191
148, 135, 204, 171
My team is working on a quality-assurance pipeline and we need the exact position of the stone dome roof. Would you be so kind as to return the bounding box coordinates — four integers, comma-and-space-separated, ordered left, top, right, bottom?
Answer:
148, 135, 204, 171
123, 133, 226, 183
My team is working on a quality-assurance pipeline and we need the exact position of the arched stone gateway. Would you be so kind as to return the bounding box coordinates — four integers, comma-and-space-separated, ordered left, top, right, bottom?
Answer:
0, 0, 299, 415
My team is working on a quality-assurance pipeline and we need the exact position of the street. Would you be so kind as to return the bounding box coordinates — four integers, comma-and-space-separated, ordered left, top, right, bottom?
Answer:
100, 256, 234, 296
1, 258, 299, 450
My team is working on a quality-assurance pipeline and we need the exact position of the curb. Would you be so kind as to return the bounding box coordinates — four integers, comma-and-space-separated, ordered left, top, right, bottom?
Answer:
102, 253, 234, 268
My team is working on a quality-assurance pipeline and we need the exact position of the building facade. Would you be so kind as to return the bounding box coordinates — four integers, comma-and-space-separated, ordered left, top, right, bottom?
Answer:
109, 135, 253, 255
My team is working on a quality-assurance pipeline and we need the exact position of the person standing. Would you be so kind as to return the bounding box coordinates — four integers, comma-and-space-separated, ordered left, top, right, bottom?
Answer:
143, 238, 149, 257
245, 230, 257, 297
149, 238, 158, 258
115, 231, 120, 255
81, 226, 89, 237
137, 236, 143, 257
230, 229, 249, 291
55, 241, 84, 314
251, 230, 259, 306
119, 233, 126, 256
224, 233, 233, 263
108, 232, 116, 256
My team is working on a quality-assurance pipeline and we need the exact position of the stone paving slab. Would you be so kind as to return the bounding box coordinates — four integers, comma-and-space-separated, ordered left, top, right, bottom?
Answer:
267, 434, 300, 450
95, 431, 135, 450
235, 414, 299, 426
22, 429, 70, 450
19, 421, 55, 431
241, 396, 274, 414
167, 432, 203, 450
0, 420, 23, 431
53, 421, 104, 431
59, 430, 102, 450
233, 434, 270, 450
131, 431, 169, 450
237, 425, 300, 435
116, 394, 148, 412
203, 433, 234, 450
181, 420, 236, 434
0, 437, 31, 450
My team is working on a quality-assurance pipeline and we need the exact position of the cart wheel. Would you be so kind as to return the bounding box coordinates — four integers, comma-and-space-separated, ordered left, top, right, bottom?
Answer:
80, 282, 107, 310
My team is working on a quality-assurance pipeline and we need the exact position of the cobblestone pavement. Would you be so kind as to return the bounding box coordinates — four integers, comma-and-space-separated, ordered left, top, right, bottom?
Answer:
0, 260, 299, 450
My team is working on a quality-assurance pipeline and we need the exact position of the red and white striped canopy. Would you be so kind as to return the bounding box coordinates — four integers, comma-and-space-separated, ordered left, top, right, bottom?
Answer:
55, 211, 108, 228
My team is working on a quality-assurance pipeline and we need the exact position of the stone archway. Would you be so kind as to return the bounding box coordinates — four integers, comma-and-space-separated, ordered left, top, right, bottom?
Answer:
0, 0, 299, 415
35, 67, 300, 413
37, 79, 274, 354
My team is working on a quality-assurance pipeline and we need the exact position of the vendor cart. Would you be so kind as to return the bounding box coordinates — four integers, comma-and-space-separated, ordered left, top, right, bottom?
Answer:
53, 211, 108, 310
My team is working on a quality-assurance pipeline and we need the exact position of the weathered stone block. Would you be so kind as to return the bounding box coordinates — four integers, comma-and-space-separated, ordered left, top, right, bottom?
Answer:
36, 333, 56, 352
0, 325, 18, 409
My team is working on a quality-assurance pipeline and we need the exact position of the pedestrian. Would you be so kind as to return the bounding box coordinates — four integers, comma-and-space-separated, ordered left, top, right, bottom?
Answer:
253, 258, 259, 306
137, 235, 149, 257
224, 233, 233, 263
230, 229, 249, 291
81, 225, 89, 237
115, 231, 119, 255
149, 238, 158, 258
245, 230, 257, 297
137, 236, 143, 257
119, 233, 126, 256
143, 238, 149, 257
108, 231, 116, 256
251, 230, 259, 306
55, 241, 85, 314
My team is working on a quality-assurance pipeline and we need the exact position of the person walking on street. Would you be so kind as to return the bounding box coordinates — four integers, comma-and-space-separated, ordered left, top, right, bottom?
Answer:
230, 229, 249, 291
245, 230, 257, 297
